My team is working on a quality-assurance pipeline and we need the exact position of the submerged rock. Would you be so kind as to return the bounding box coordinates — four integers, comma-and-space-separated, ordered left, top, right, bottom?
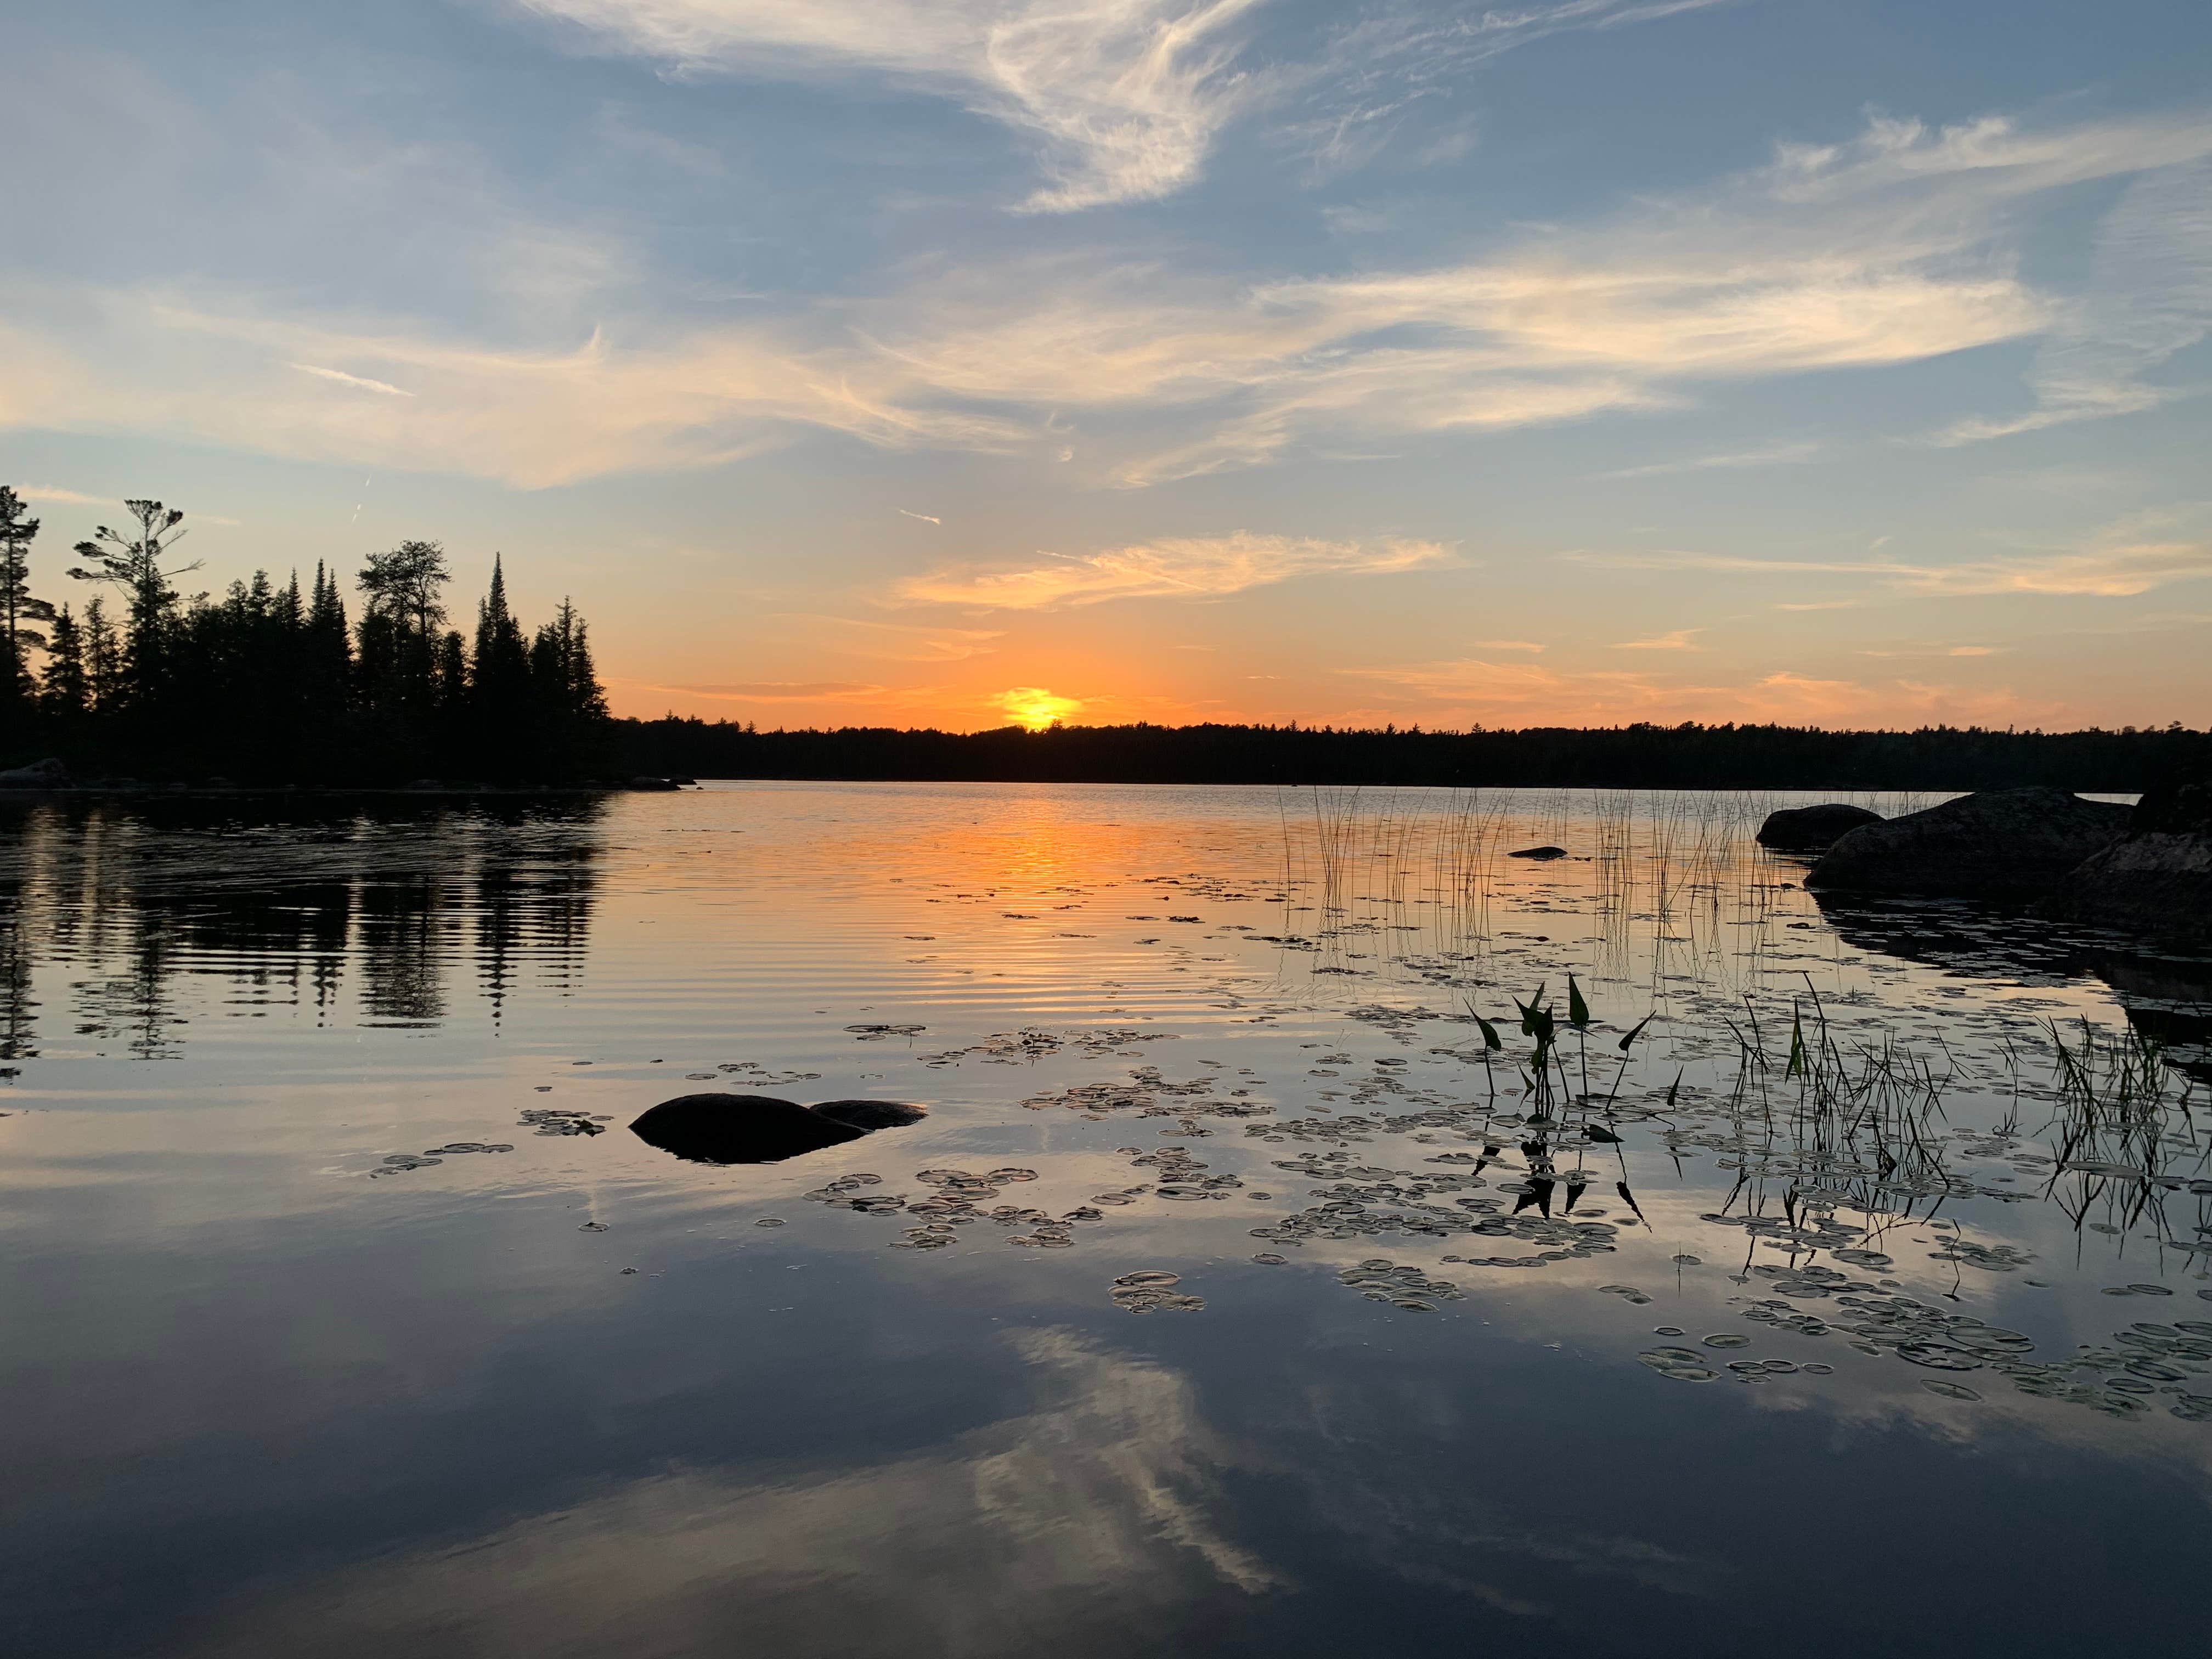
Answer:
1807, 787, 2129, 898
1509, 845, 1568, 860
809, 1099, 929, 1131
629, 1092, 927, 1164
2057, 781, 2212, 944
1756, 802, 1880, 849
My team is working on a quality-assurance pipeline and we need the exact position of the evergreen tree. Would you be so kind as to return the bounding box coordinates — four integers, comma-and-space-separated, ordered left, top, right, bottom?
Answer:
305, 562, 354, 730
82, 596, 125, 716
436, 630, 470, 716
40, 606, 88, 720
67, 499, 199, 711
469, 555, 534, 772
527, 597, 608, 778
1, 485, 54, 712
356, 539, 448, 741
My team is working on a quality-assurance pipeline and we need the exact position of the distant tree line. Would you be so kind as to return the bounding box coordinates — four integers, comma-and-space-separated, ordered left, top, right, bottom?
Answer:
1, 488, 607, 783
614, 716, 2210, 792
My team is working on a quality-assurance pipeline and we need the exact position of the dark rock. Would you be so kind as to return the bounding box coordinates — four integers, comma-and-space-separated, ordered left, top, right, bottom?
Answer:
2128, 778, 2212, 837
1806, 787, 2129, 898
629, 1093, 927, 1165
629, 776, 680, 791
0, 757, 69, 788
1756, 802, 1881, 849
1509, 845, 1568, 860
809, 1099, 929, 1131
2054, 780, 2212, 943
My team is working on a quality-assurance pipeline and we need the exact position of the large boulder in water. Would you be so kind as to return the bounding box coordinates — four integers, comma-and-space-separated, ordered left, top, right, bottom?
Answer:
2055, 781, 2212, 944
630, 1093, 927, 1165
1805, 787, 2129, 898
1757, 802, 1880, 850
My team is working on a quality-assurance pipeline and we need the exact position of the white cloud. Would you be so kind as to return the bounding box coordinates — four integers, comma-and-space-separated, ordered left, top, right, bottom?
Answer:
291, 363, 416, 397
13, 484, 103, 505
1344, 656, 2070, 728
900, 530, 1452, 608
1610, 627, 1705, 650
1570, 510, 2212, 597
3, 104, 2205, 489
515, 0, 1269, 211
1604, 440, 1819, 477
1899, 528, 2212, 597
897, 507, 942, 524
619, 677, 890, 699
1927, 154, 2212, 444
771, 612, 1003, 661
1762, 109, 2212, 206
1292, 0, 1749, 179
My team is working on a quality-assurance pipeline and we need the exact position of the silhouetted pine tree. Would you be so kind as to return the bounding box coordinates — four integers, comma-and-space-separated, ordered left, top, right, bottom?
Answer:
356, 538, 450, 771
0, 486, 53, 715
82, 597, 123, 718
529, 597, 608, 775
40, 606, 88, 721
304, 563, 354, 741
470, 556, 535, 776
67, 500, 199, 722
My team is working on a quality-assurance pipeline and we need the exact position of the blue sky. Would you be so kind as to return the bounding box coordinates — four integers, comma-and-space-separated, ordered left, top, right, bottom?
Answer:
5, 0, 2209, 729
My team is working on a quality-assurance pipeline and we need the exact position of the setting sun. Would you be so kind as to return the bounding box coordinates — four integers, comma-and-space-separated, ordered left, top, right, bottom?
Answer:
994, 687, 1085, 731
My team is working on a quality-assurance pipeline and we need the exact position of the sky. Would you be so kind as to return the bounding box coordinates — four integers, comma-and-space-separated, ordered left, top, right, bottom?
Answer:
4, 0, 2210, 732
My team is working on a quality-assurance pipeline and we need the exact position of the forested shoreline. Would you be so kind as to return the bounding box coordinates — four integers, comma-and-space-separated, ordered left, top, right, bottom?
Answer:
2, 490, 608, 783
5, 486, 2206, 793
616, 718, 2208, 792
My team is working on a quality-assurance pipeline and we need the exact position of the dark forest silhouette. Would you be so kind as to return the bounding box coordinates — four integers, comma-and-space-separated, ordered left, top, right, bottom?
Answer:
4, 484, 2206, 791
618, 717, 2209, 791
2, 489, 607, 783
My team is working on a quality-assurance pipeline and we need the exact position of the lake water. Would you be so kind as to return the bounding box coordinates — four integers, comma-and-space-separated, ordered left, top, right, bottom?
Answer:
4, 782, 2210, 1657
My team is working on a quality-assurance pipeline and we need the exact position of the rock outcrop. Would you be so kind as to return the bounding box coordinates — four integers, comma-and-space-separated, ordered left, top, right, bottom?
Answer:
1756, 802, 1880, 849
629, 1092, 927, 1165
1805, 787, 2129, 898
2056, 781, 2212, 943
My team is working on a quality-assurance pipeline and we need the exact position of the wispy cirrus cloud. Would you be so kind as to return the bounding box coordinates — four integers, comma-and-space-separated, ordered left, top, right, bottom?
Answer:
1900, 525, 2212, 597
772, 613, 1003, 661
1604, 439, 1819, 478
899, 531, 1452, 609
1344, 656, 2068, 728
1570, 511, 2212, 598
620, 678, 894, 701
1610, 627, 1704, 650
1927, 155, 2212, 444
1859, 642, 2005, 658
1283, 0, 1750, 182
290, 362, 415, 397
4, 104, 2205, 489
514, 0, 1271, 212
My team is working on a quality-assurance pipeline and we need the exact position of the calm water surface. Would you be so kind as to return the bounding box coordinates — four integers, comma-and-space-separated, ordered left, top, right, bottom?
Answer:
3, 782, 2210, 1657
